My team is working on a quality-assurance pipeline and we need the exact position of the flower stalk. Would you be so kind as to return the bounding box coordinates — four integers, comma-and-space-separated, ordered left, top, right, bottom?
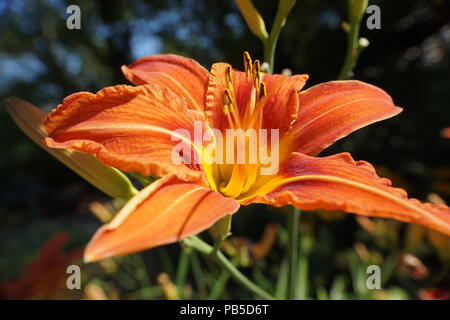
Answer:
286, 206, 300, 299
235, 0, 296, 74
263, 0, 296, 73
338, 0, 370, 79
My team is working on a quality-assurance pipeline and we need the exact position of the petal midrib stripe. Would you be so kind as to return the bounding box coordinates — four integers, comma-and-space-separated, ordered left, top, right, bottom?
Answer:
105, 186, 205, 252
56, 123, 201, 155
293, 97, 395, 134
272, 174, 446, 226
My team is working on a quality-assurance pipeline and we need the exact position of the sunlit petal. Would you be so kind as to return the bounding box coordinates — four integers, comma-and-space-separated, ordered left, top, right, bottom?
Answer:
84, 176, 240, 262
5, 97, 138, 199
285, 80, 402, 156
121, 54, 209, 113
44, 84, 206, 181
246, 152, 450, 236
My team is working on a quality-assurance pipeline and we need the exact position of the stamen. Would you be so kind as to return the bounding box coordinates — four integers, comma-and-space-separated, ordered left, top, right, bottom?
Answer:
224, 89, 234, 110
259, 81, 267, 100
205, 52, 271, 200
247, 87, 257, 117
243, 51, 253, 77
247, 80, 267, 130
223, 90, 234, 129
225, 65, 233, 88
253, 60, 261, 88
224, 89, 241, 128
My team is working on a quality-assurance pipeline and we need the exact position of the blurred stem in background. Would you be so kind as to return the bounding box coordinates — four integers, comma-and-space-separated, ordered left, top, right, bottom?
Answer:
183, 236, 275, 300
175, 247, 192, 299
236, 0, 296, 73
286, 206, 299, 299
338, 0, 370, 79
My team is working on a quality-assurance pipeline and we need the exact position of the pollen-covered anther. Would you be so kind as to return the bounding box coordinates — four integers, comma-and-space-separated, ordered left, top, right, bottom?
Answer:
225, 65, 233, 89
224, 89, 235, 111
223, 88, 241, 128
253, 60, 261, 88
223, 89, 232, 114
243, 51, 253, 77
259, 81, 267, 101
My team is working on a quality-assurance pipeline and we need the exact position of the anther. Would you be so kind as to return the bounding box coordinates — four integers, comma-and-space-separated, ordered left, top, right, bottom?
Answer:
253, 60, 261, 88
259, 81, 267, 100
224, 88, 233, 104
243, 51, 253, 77
225, 65, 233, 88
223, 90, 235, 127
224, 88, 241, 128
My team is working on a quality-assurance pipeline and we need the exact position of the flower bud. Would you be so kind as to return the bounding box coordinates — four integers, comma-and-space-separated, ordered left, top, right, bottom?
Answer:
5, 97, 138, 199
235, 0, 269, 41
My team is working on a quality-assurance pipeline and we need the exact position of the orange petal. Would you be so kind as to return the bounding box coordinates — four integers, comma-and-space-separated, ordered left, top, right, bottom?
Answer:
84, 175, 240, 262
205, 62, 308, 136
261, 72, 308, 136
205, 63, 234, 131
5, 97, 138, 199
121, 54, 209, 113
246, 152, 450, 236
285, 80, 402, 156
45, 84, 205, 181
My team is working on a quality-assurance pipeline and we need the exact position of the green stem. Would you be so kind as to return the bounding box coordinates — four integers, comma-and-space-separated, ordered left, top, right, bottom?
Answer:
296, 235, 310, 299
175, 247, 191, 298
263, 0, 296, 74
338, 0, 370, 78
183, 236, 275, 300
209, 268, 232, 299
286, 206, 299, 299
263, 36, 276, 74
190, 251, 208, 298
338, 20, 360, 79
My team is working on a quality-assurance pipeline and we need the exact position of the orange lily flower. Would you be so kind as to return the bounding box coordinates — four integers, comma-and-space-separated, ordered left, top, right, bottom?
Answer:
43, 53, 450, 262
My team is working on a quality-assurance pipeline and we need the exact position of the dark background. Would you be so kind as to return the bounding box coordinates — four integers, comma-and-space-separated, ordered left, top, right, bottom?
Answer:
0, 0, 449, 299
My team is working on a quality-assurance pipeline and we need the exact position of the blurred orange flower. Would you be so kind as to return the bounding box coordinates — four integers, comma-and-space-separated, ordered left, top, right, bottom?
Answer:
441, 127, 450, 138
43, 53, 450, 262
420, 288, 450, 300
0, 233, 83, 299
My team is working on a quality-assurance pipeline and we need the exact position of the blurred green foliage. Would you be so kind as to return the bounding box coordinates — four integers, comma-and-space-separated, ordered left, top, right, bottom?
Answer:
0, 0, 449, 299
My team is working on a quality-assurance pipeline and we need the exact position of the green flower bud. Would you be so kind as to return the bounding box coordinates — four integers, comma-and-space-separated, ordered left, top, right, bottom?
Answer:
235, 0, 269, 41
5, 97, 138, 199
